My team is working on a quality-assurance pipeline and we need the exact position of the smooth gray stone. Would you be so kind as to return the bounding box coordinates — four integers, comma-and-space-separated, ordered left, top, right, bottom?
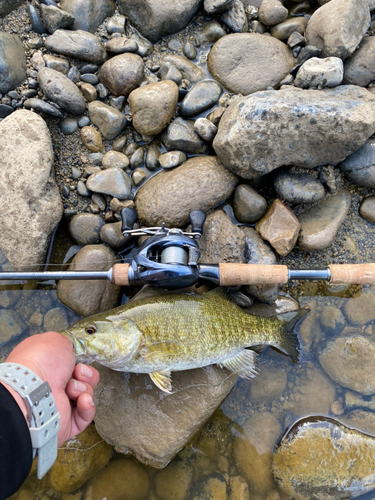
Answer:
45, 29, 107, 64
44, 54, 70, 75
24, 98, 63, 118
86, 168, 131, 199
220, 0, 248, 33
105, 38, 139, 54
60, 116, 78, 134
37, 67, 86, 115
39, 4, 74, 33
81, 64, 98, 74
60, 0, 115, 33
0, 33, 27, 93
0, 0, 25, 17
107, 15, 126, 34
359, 196, 375, 223
233, 184, 267, 223
344, 37, 375, 87
339, 138, 375, 188
27, 4, 46, 34
0, 104, 13, 118
99, 221, 128, 250
80, 73, 98, 85
204, 0, 234, 15
67, 66, 80, 83
162, 118, 209, 155
183, 42, 197, 60
274, 171, 325, 204
69, 214, 104, 245
0, 309, 25, 345
180, 80, 222, 118
88, 101, 127, 140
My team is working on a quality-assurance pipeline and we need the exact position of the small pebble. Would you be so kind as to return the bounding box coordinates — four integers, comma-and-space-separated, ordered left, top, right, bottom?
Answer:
59, 117, 78, 135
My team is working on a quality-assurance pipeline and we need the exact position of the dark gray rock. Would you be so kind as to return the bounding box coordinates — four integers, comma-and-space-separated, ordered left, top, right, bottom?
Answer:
86, 168, 131, 199
99, 221, 128, 250
233, 184, 267, 223
213, 86, 375, 180
204, 0, 234, 15
0, 104, 13, 118
162, 117, 209, 155
161, 55, 203, 84
180, 80, 222, 118
40, 4, 74, 33
194, 118, 217, 142
69, 214, 104, 245
220, 0, 248, 32
0, 33, 27, 93
0, 0, 25, 17
118, 0, 201, 43
27, 4, 46, 34
338, 138, 375, 188
98, 53, 144, 97
24, 98, 64, 118
344, 37, 375, 87
60, 117, 78, 134
60, 0, 115, 33
37, 67, 86, 115
105, 37, 138, 55
88, 101, 127, 140
274, 171, 325, 205
45, 29, 107, 64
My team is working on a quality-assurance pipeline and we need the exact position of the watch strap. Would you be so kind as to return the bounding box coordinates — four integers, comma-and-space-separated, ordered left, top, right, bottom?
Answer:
0, 362, 60, 479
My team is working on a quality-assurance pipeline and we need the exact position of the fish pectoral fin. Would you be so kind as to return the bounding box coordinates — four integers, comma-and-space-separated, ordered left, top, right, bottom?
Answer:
143, 342, 183, 362
219, 349, 260, 379
149, 370, 173, 394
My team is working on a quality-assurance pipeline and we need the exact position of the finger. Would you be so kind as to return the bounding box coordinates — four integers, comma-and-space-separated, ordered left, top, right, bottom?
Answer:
66, 379, 94, 401
70, 393, 96, 437
73, 364, 100, 389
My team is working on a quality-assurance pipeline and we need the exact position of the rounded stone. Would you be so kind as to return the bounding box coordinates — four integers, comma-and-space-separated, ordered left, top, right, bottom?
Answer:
207, 33, 294, 95
86, 167, 132, 199
105, 37, 139, 54
258, 0, 288, 26
180, 80, 222, 118
0, 33, 27, 94
233, 184, 267, 223
81, 126, 103, 152
338, 138, 375, 188
102, 150, 129, 169
69, 213, 105, 245
295, 57, 344, 89
183, 42, 197, 60
159, 151, 187, 169
98, 53, 144, 97
88, 100, 127, 140
343, 288, 375, 326
43, 307, 68, 332
344, 37, 375, 87
270, 16, 308, 40
155, 461, 193, 500
59, 117, 78, 135
274, 171, 325, 205
359, 196, 375, 223
319, 305, 345, 336
99, 221, 128, 250
131, 169, 147, 186
194, 117, 217, 142
129, 80, 179, 136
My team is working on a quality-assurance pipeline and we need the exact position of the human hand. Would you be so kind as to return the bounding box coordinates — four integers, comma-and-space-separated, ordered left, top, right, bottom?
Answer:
3, 331, 100, 447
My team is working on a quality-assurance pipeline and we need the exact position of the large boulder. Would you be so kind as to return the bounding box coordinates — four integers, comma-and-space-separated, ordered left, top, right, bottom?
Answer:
60, 0, 115, 32
45, 30, 107, 64
0, 111, 62, 271
344, 37, 375, 87
0, 33, 27, 93
213, 86, 375, 180
118, 0, 202, 43
0, 0, 25, 17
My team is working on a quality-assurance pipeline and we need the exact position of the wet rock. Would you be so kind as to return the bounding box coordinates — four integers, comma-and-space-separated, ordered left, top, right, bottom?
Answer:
213, 86, 375, 179
0, 33, 27, 93
107, 14, 126, 34
359, 196, 375, 223
305, 0, 370, 60
0, 290, 21, 309
86, 168, 131, 199
145, 144, 161, 170
43, 307, 68, 332
248, 361, 287, 405
344, 37, 375, 87
98, 53, 144, 97
60, 0, 115, 32
319, 305, 345, 336
234, 412, 281, 495
274, 171, 325, 205
230, 476, 250, 500
49, 424, 113, 493
132, 169, 147, 186
24, 98, 63, 118
81, 82, 97, 102
194, 118, 217, 142
297, 190, 351, 252
45, 29, 107, 64
155, 461, 193, 500
208, 33, 293, 95
129, 80, 178, 136
39, 4, 74, 33
272, 416, 375, 500
258, 0, 288, 26
341, 410, 375, 435
118, 0, 201, 43
130, 147, 144, 169
198, 210, 246, 263
100, 221, 128, 250
255, 199, 300, 257
0, 309, 25, 345
84, 458, 149, 500
220, 0, 248, 32
158, 61, 183, 85
60, 117, 78, 135
295, 57, 344, 89
338, 138, 375, 188
180, 80, 222, 118
197, 19, 227, 45
44, 54, 70, 75
188, 473, 228, 500
37, 67, 86, 115
204, 0, 234, 15
105, 37, 138, 54
207, 106, 226, 126
233, 184, 267, 223
81, 126, 103, 152
0, 0, 26, 17
69, 214, 105, 245
162, 117, 209, 155
88, 101, 127, 140
270, 17, 308, 40
159, 151, 186, 169
161, 55, 203, 84
343, 288, 375, 326
290, 0, 310, 16
102, 150, 129, 169
135, 156, 237, 227
0, 110, 62, 271
27, 4, 46, 34
57, 244, 121, 317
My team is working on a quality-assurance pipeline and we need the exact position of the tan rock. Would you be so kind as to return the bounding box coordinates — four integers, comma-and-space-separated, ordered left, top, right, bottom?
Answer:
81, 126, 103, 152
129, 80, 179, 136
258, 0, 288, 26
155, 460, 193, 500
343, 288, 375, 326
230, 475, 250, 500
98, 53, 144, 96
256, 199, 300, 256
102, 150, 129, 169
248, 361, 287, 405
81, 82, 97, 102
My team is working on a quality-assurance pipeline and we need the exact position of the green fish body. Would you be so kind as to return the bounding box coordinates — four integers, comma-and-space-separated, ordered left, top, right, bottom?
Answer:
61, 289, 309, 393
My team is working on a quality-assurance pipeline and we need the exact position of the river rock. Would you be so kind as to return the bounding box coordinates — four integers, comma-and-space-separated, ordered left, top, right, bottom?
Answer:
258, 0, 288, 26
208, 33, 293, 95
273, 416, 375, 500
305, 0, 370, 60
274, 171, 325, 205
155, 460, 193, 500
194, 118, 217, 142
344, 37, 375, 87
359, 196, 375, 223
99, 221, 128, 250
162, 117, 209, 155
39, 4, 75, 33
129, 80, 178, 136
118, 0, 201, 43
338, 139, 375, 187
343, 288, 375, 326
159, 151, 187, 169
88, 101, 127, 140
295, 57, 344, 89
0, 110, 62, 271
0, 33, 27, 93
319, 305, 345, 336
45, 29, 107, 64
37, 67, 86, 115
98, 53, 144, 97
255, 199, 300, 256
24, 98, 63, 118
220, 0, 248, 32
81, 126, 103, 152
86, 168, 131, 199
105, 37, 138, 54
43, 307, 68, 332
198, 210, 246, 263
102, 150, 129, 169
188, 473, 228, 500
204, 0, 234, 15
0, 0, 25, 17
180, 80, 222, 118
0, 309, 25, 346
135, 156, 237, 227
60, 0, 115, 32
233, 184, 267, 223
44, 54, 70, 75
297, 190, 351, 252
247, 361, 287, 405
161, 55, 203, 84
270, 16, 308, 40
57, 244, 121, 317
69, 213, 105, 245
213, 86, 375, 180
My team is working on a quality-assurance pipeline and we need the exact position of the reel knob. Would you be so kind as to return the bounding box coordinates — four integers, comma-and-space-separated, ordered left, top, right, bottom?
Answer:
189, 210, 206, 238
121, 207, 138, 236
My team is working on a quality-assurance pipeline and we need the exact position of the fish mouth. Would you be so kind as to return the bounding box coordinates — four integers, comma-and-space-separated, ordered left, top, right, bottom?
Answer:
61, 330, 86, 356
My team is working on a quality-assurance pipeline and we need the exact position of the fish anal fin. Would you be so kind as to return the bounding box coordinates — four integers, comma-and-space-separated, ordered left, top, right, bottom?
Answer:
219, 349, 259, 379
149, 370, 173, 393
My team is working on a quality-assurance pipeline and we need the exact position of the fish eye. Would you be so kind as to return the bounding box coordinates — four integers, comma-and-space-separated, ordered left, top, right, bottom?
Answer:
85, 325, 97, 335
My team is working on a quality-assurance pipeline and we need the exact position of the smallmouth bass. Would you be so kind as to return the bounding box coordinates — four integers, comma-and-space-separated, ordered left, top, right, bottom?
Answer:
61, 289, 309, 393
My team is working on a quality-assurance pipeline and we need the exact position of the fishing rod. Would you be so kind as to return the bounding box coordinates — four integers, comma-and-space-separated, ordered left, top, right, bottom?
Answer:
1, 208, 374, 289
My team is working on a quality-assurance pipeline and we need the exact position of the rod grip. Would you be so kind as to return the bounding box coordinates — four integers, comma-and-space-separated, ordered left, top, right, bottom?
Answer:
219, 263, 289, 286
112, 264, 130, 286
329, 263, 375, 285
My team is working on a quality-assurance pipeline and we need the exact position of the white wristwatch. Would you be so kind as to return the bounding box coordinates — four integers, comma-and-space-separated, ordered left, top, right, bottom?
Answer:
0, 362, 60, 479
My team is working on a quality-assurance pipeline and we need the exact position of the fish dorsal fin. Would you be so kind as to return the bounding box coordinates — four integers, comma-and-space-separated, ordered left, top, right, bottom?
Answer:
219, 349, 260, 379
206, 287, 232, 301
149, 370, 172, 393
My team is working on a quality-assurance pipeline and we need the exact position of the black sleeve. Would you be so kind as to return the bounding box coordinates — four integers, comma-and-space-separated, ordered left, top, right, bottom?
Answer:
0, 384, 33, 500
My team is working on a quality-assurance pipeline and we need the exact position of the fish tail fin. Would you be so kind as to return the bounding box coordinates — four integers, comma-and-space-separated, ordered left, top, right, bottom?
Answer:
276, 307, 310, 362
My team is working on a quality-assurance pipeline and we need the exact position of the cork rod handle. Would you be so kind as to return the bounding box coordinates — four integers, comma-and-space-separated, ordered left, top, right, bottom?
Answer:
329, 263, 375, 285
111, 264, 130, 286
219, 263, 289, 286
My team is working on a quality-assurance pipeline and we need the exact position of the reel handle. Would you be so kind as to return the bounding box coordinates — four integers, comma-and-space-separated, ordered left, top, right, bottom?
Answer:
121, 207, 138, 235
